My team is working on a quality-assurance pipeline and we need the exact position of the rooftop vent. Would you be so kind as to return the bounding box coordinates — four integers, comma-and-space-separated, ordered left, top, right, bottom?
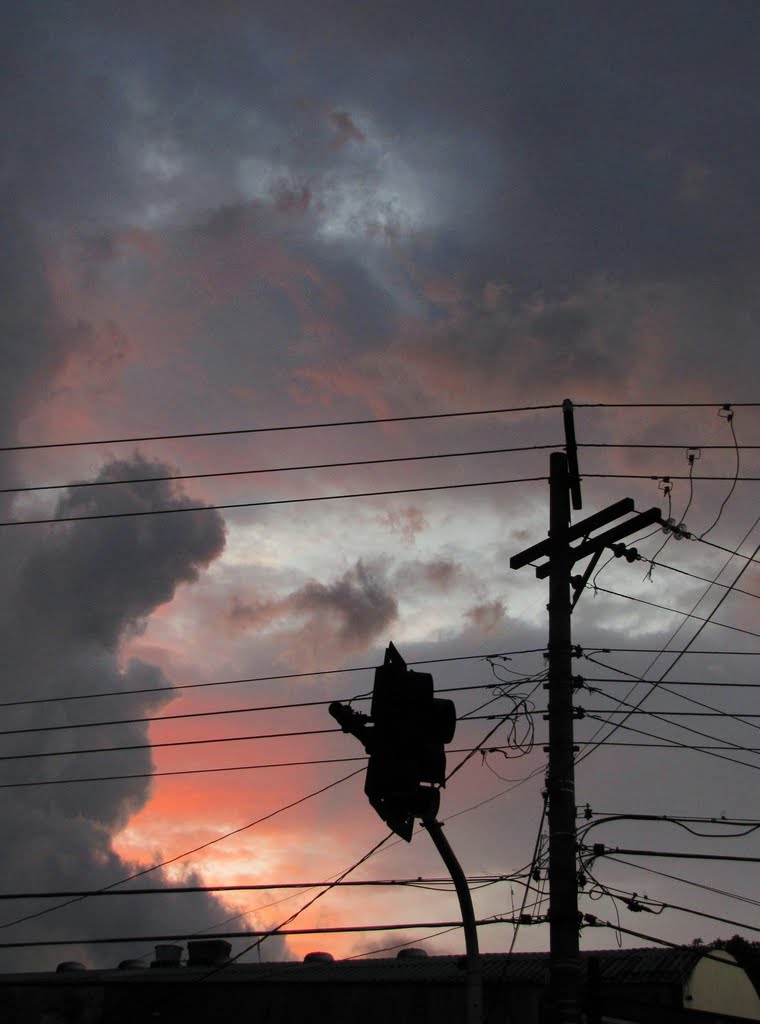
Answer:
151, 944, 184, 968
397, 948, 428, 959
187, 940, 232, 967
303, 951, 334, 963
56, 961, 86, 973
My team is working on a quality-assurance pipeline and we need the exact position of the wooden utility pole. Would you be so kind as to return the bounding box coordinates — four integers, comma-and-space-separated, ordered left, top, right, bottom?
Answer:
510, 405, 662, 1024
545, 450, 581, 1023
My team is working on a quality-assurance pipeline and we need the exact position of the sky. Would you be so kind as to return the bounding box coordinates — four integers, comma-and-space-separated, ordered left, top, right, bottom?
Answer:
1, 0, 760, 972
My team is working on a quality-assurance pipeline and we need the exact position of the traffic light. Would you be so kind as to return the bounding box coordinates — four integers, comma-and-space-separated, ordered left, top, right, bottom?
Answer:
329, 642, 456, 841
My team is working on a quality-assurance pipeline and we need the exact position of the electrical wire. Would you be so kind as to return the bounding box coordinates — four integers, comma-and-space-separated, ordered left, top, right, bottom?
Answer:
575, 514, 760, 763
0, 917, 514, 952
0, 726, 341, 763
644, 454, 695, 577
0, 650, 544, 709
589, 585, 760, 642
0, 681, 496, 739
0, 768, 364, 932
0, 875, 509, 902
700, 407, 741, 538
5, 402, 759, 456
578, 811, 760, 841
582, 881, 760, 938
605, 855, 760, 911
637, 556, 760, 602
585, 676, 760, 688
199, 831, 395, 978
1, 475, 549, 528
580, 715, 760, 773
0, 744, 518, 790
0, 444, 559, 496
582, 662, 760, 738
0, 404, 561, 453
508, 795, 547, 954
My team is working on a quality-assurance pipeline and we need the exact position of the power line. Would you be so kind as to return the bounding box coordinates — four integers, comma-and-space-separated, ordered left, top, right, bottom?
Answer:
637, 556, 760, 603
700, 408, 741, 539
0, 743, 517, 789
590, 847, 760, 866
0, 755, 366, 787
0, 917, 512, 952
7, 471, 759, 529
605, 855, 760, 911
0, 404, 560, 453
576, 514, 760, 763
586, 676, 760, 688
0, 726, 341, 763
0, 875, 513, 902
585, 473, 760, 481
8, 440, 760, 498
1, 475, 548, 527
585, 882, 760, 939
0, 682, 495, 738
0, 444, 559, 496
579, 443, 760, 450
0, 768, 364, 932
581, 716, 760, 773
584, 709, 760, 718
590, 585, 760, 642
575, 402, 760, 409
0, 650, 543, 709
0, 713, 502, 764
5, 402, 759, 454
581, 654, 760, 761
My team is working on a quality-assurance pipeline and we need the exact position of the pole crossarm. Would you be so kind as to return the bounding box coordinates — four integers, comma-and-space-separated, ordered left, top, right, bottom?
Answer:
532, 507, 661, 580
510, 498, 634, 570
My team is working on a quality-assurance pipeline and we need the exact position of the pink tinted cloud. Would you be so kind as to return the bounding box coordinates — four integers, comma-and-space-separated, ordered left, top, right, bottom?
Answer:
325, 109, 366, 148
381, 505, 428, 545
226, 560, 398, 661
464, 599, 505, 636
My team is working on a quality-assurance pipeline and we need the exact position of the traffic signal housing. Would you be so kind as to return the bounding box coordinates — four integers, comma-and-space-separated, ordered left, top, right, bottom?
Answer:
329, 643, 456, 841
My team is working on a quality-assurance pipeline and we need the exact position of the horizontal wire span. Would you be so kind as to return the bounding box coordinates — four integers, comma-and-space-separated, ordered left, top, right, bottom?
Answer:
0, 917, 516, 951
1, 476, 548, 527
0, 404, 560, 453
0, 444, 559, 495
0, 650, 545, 709
0, 681, 496, 738
5, 471, 759, 528
0, 874, 516, 901
4, 400, 759, 453
6, 440, 760, 497
0, 744, 518, 788
0, 714, 506, 763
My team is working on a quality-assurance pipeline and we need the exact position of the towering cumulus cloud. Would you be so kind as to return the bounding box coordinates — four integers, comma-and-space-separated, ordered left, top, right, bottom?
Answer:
0, 201, 277, 968
0, 457, 234, 969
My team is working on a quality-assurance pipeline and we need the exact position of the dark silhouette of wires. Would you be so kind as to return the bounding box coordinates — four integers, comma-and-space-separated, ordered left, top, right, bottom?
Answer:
700, 405, 741, 539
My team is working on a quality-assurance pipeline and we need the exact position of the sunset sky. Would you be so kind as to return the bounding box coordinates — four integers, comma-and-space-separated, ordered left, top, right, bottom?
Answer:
2, 0, 760, 972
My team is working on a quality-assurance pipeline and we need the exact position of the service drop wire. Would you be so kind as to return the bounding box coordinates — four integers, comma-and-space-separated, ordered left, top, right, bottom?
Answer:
576, 511, 760, 764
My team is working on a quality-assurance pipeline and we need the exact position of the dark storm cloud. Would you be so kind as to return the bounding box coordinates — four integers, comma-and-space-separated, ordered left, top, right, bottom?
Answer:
18, 456, 225, 650
229, 559, 397, 652
0, 461, 240, 968
0, 200, 70, 463
5, 0, 757, 408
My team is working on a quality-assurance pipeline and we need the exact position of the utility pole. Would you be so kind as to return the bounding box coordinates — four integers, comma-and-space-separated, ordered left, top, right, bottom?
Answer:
510, 402, 662, 1024
545, 449, 580, 1024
